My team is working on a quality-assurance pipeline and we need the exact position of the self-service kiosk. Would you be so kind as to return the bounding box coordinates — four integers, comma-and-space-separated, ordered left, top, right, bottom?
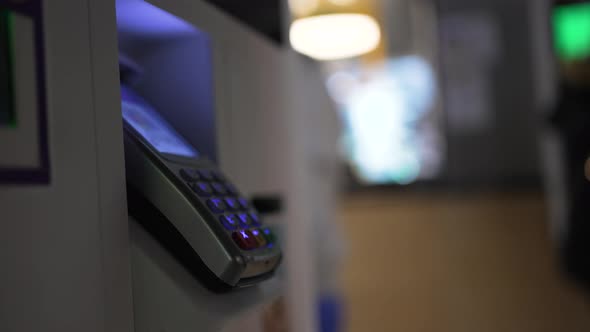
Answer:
116, 0, 296, 330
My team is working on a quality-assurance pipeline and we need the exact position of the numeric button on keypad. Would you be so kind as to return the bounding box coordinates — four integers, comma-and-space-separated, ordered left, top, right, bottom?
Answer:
211, 170, 225, 182
237, 213, 250, 227
197, 169, 214, 181
224, 197, 240, 211
211, 182, 227, 195
180, 169, 200, 181
224, 183, 239, 196
191, 182, 213, 197
249, 212, 261, 225
237, 197, 249, 210
220, 215, 238, 230
206, 198, 226, 213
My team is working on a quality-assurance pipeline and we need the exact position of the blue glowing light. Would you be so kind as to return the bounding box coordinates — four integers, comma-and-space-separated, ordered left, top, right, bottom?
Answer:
252, 229, 260, 236
225, 198, 239, 209
240, 230, 249, 239
237, 213, 249, 224
328, 55, 442, 185
226, 215, 237, 224
116, 0, 197, 38
121, 86, 199, 158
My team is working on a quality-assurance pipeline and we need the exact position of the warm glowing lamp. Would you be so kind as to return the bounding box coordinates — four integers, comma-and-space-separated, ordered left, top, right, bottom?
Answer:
288, 0, 382, 61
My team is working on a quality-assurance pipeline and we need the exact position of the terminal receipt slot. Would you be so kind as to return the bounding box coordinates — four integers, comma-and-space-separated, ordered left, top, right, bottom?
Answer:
121, 85, 281, 291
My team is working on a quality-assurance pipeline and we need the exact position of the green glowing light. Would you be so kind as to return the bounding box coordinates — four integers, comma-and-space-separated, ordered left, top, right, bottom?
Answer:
553, 3, 590, 61
0, 8, 16, 127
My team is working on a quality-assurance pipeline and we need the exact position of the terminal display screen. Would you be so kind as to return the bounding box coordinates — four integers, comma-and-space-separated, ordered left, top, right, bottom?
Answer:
121, 87, 199, 158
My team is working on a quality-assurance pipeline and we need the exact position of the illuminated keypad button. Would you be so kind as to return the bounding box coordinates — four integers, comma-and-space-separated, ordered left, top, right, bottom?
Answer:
237, 197, 249, 210
262, 228, 276, 243
206, 198, 226, 213
249, 212, 261, 225
224, 183, 239, 196
211, 170, 225, 182
198, 169, 214, 181
191, 182, 213, 197
180, 168, 200, 181
232, 230, 258, 250
236, 213, 250, 227
224, 197, 240, 211
251, 229, 268, 247
211, 182, 227, 195
220, 215, 238, 230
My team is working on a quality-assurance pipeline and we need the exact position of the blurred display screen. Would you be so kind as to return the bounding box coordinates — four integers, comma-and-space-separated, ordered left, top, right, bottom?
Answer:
327, 56, 444, 185
553, 2, 590, 61
122, 88, 199, 158
0, 9, 14, 126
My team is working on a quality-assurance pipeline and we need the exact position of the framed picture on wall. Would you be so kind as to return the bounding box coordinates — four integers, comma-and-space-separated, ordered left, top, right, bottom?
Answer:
0, 0, 49, 184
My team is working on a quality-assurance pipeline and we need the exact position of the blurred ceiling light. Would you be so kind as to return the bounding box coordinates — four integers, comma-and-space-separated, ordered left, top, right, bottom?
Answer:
328, 0, 357, 6
288, 0, 319, 17
290, 13, 381, 61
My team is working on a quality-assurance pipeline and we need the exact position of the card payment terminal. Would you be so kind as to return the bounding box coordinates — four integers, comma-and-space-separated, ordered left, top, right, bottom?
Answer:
121, 85, 281, 291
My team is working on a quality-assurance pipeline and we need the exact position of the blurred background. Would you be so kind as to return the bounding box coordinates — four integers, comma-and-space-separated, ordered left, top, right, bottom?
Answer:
5, 0, 590, 331
207, 0, 590, 331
